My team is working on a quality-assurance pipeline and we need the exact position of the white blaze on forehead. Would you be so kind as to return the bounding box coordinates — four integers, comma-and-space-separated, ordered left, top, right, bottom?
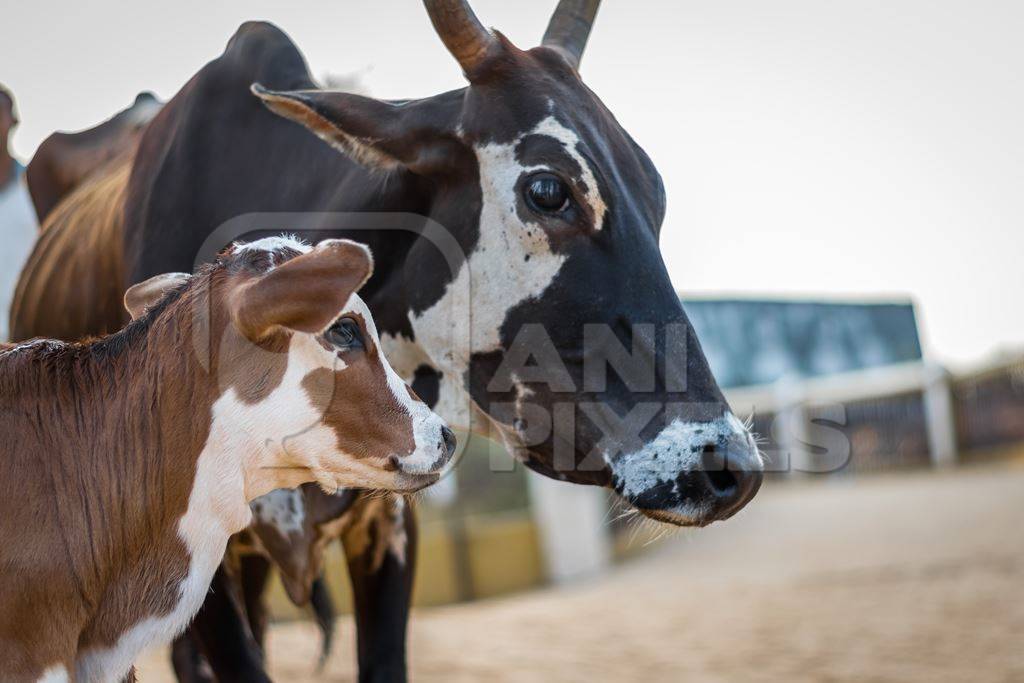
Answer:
232, 234, 312, 263
610, 412, 761, 516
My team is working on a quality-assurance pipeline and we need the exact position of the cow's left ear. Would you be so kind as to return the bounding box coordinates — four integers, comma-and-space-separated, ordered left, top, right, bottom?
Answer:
251, 84, 461, 175
124, 272, 191, 320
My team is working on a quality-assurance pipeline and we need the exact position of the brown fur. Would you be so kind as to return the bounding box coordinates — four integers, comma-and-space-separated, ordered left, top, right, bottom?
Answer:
302, 313, 415, 462
0, 239, 433, 680
0, 279, 209, 679
26, 93, 159, 223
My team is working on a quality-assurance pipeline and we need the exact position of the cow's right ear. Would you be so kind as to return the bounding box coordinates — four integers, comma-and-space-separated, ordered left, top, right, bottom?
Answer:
230, 239, 373, 341
124, 272, 191, 320
251, 84, 461, 175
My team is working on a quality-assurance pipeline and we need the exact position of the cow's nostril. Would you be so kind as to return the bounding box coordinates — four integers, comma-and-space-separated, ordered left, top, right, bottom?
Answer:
701, 444, 739, 497
440, 426, 457, 457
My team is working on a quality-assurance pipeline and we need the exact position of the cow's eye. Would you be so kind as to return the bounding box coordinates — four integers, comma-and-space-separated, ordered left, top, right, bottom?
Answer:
524, 172, 571, 214
326, 317, 363, 350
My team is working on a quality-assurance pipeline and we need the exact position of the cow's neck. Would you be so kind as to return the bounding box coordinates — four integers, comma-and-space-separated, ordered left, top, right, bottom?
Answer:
0, 302, 285, 678
2, 305, 256, 583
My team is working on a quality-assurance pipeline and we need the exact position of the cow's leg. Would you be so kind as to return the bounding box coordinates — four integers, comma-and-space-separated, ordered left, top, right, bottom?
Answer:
341, 494, 418, 683
182, 564, 272, 683
310, 575, 337, 670
239, 554, 273, 653
170, 634, 213, 683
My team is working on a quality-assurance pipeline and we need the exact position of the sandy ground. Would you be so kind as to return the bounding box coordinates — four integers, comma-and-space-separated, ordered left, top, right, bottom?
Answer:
137, 463, 1024, 682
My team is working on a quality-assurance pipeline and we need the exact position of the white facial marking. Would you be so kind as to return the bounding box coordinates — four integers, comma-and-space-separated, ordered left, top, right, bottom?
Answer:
229, 235, 446, 486
348, 299, 451, 476
408, 116, 606, 418
610, 412, 761, 520
379, 331, 477, 437
530, 116, 607, 230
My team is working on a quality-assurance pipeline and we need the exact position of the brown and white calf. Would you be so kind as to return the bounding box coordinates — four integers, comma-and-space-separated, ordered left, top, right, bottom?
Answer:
0, 235, 454, 682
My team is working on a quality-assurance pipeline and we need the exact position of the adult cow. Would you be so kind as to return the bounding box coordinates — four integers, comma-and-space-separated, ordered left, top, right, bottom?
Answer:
26, 91, 160, 223
45, 0, 765, 679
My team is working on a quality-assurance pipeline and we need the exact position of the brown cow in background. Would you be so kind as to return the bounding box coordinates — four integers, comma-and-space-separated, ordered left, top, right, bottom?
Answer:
10, 92, 160, 342
25, 92, 160, 223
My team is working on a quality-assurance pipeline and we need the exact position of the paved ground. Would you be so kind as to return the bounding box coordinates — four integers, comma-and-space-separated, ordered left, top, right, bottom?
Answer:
137, 463, 1024, 682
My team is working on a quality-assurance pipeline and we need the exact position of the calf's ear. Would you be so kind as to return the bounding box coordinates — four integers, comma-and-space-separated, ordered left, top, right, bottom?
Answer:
251, 84, 460, 175
230, 239, 373, 341
124, 272, 191, 320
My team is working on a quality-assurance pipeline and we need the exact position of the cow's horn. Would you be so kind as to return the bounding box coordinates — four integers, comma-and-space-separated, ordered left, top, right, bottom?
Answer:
422, 0, 497, 75
541, 0, 601, 69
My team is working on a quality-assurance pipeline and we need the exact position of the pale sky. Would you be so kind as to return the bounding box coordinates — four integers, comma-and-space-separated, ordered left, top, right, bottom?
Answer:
3, 0, 1022, 365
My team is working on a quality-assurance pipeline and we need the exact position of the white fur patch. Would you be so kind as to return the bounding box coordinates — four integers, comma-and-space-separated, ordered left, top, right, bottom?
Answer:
377, 332, 430, 380
349, 300, 450, 475
408, 117, 603, 413
232, 234, 311, 261
36, 666, 69, 683
380, 331, 475, 434
531, 116, 607, 230
251, 488, 305, 535
609, 412, 760, 519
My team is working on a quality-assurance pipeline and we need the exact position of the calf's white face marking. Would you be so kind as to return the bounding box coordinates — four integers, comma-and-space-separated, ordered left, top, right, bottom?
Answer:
379, 331, 473, 433
227, 236, 450, 491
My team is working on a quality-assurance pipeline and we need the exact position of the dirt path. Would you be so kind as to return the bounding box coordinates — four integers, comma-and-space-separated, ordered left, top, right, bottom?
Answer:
137, 464, 1024, 682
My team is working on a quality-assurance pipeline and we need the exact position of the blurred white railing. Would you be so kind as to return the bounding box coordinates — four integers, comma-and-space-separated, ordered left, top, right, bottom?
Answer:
724, 360, 958, 469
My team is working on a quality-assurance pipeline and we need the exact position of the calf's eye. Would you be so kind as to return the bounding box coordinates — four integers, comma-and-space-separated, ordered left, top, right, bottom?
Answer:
326, 317, 364, 350
524, 172, 571, 214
